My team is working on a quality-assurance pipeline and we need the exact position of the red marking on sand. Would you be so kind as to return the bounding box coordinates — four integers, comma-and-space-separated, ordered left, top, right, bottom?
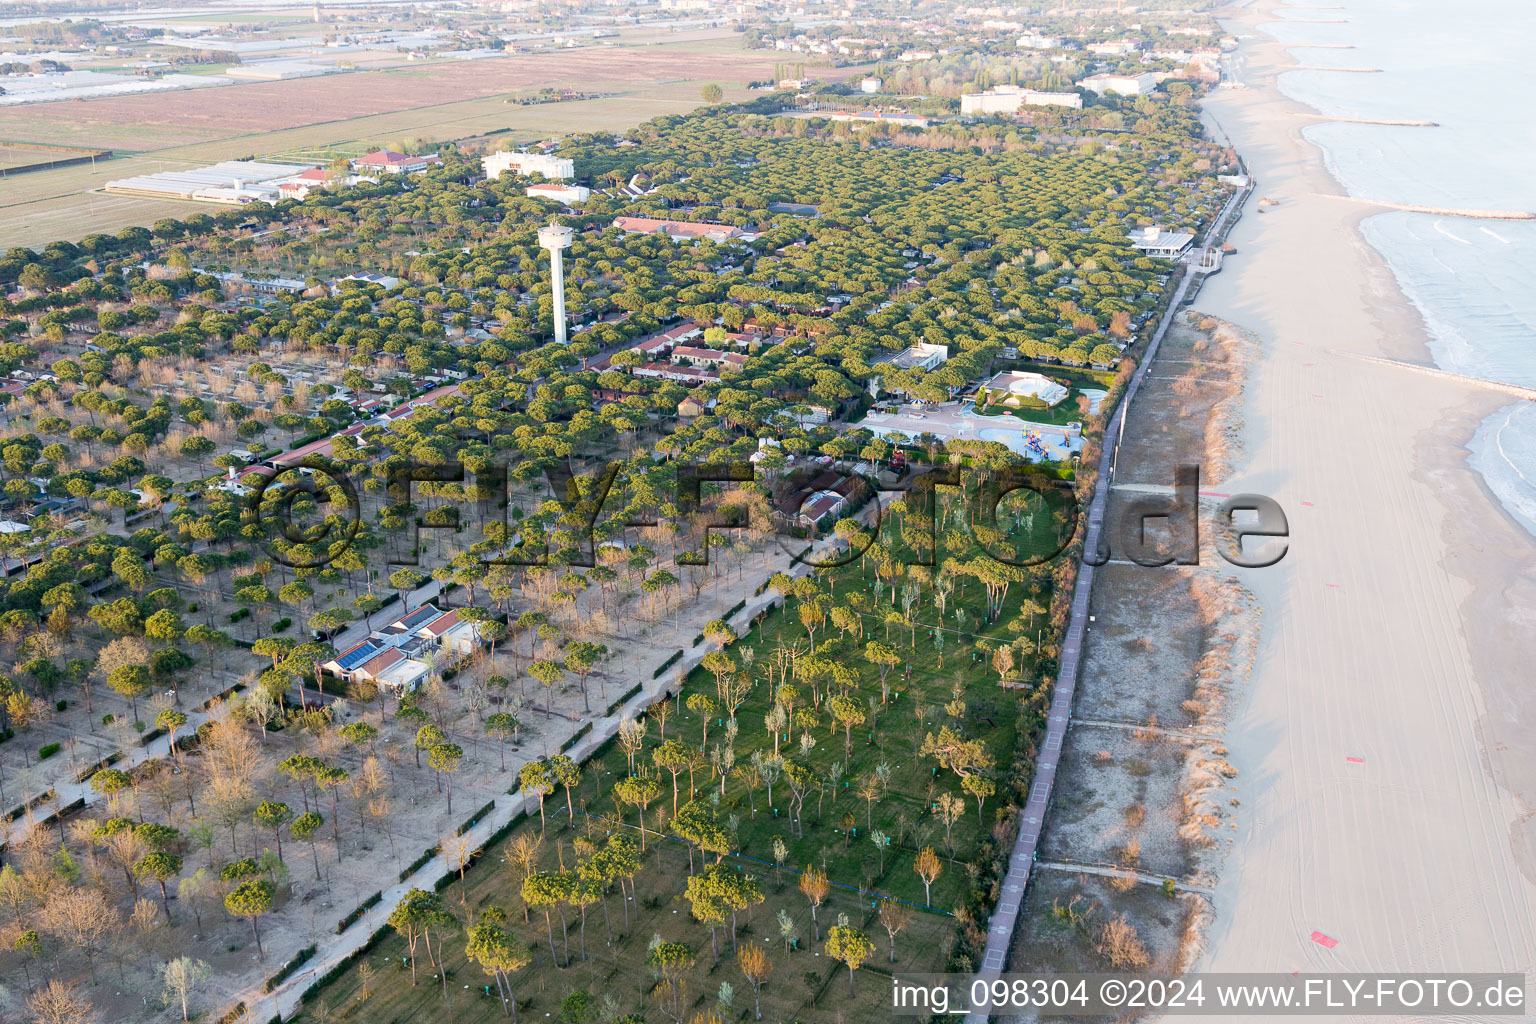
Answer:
1311, 393, 1325, 398
1346, 757, 1365, 764
1304, 362, 1315, 366
1291, 971, 1300, 978
1199, 491, 1231, 498
1326, 583, 1341, 589
1311, 931, 1339, 949
1301, 500, 1315, 507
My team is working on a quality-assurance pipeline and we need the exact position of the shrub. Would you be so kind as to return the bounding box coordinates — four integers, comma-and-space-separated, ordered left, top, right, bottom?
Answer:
398, 846, 436, 882
54, 699, 67, 712
652, 650, 683, 679
229, 608, 250, 623
272, 617, 291, 632
263, 944, 317, 992
455, 800, 496, 836
38, 742, 60, 760
605, 683, 643, 717
562, 722, 593, 752
336, 892, 382, 934
102, 714, 115, 726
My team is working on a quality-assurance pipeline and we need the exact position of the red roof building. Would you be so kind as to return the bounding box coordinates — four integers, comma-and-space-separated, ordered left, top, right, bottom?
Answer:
353, 150, 442, 174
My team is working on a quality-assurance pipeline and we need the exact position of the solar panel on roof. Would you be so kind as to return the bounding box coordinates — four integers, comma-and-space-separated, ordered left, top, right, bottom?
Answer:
337, 641, 381, 671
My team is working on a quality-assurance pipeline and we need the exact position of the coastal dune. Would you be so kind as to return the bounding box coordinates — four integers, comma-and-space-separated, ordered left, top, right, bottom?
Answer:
1194, 0, 1536, 997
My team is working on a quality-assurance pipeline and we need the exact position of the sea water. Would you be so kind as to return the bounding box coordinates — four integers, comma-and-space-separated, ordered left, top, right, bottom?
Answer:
1262, 0, 1536, 537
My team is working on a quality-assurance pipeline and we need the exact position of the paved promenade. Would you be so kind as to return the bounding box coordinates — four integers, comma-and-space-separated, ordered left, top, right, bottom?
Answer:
965, 184, 1251, 1015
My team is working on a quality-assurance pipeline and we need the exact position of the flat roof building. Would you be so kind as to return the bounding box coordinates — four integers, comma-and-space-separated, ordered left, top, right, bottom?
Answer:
484, 150, 574, 181
880, 342, 949, 372
1129, 225, 1195, 259
1080, 72, 1160, 96
105, 159, 311, 205
526, 182, 590, 205
961, 84, 1083, 114
611, 215, 746, 243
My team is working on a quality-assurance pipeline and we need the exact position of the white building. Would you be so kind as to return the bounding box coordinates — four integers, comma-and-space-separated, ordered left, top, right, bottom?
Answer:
484, 150, 574, 181
1087, 39, 1141, 56
961, 84, 1083, 114
353, 150, 440, 175
526, 182, 591, 204
981, 371, 1070, 407
1079, 72, 1159, 96
105, 159, 312, 205
880, 342, 949, 372
1129, 225, 1195, 259
333, 272, 401, 293
860, 76, 882, 93
1018, 34, 1061, 49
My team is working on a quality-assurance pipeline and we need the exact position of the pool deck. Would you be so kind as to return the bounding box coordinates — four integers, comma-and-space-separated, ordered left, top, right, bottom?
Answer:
852, 401, 1083, 460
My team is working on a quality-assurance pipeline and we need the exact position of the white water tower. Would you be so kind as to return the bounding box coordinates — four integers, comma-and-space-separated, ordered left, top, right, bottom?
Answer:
538, 221, 573, 345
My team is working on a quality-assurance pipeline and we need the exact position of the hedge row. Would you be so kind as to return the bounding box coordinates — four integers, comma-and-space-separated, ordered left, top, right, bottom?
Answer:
336, 892, 382, 934
604, 683, 643, 718
398, 845, 436, 882
299, 926, 390, 1005
200, 683, 243, 710
455, 799, 496, 837
3, 789, 55, 823
38, 742, 60, 760
722, 598, 747, 620
561, 722, 592, 753
262, 944, 316, 992
482, 810, 526, 849
75, 751, 122, 783
652, 650, 683, 678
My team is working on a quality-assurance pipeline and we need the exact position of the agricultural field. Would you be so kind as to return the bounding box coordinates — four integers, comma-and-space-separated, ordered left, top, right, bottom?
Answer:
0, 37, 858, 252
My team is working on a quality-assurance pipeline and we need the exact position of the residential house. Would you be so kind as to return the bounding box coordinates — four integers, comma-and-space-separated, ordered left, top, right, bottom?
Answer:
352, 150, 441, 174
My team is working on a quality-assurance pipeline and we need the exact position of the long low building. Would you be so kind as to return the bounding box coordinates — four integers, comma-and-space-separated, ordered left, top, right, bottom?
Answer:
1129, 225, 1195, 259
961, 85, 1083, 113
1079, 72, 1160, 96
106, 159, 314, 204
611, 215, 747, 243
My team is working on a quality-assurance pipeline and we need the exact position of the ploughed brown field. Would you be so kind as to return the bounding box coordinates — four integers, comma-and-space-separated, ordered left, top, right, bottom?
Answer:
0, 49, 796, 144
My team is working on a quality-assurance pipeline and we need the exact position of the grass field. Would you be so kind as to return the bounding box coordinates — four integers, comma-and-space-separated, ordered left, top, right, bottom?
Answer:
292, 505, 1059, 1023
0, 143, 95, 171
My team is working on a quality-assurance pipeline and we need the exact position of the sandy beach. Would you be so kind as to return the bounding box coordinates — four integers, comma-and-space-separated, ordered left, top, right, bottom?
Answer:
1191, 0, 1536, 993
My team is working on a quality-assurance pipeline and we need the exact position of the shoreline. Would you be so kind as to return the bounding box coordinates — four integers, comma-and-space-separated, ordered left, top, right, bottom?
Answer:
1192, 0, 1536, 982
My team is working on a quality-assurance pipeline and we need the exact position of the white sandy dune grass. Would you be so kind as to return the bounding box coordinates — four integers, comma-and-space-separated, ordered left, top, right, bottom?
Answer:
1193, 0, 1536, 996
